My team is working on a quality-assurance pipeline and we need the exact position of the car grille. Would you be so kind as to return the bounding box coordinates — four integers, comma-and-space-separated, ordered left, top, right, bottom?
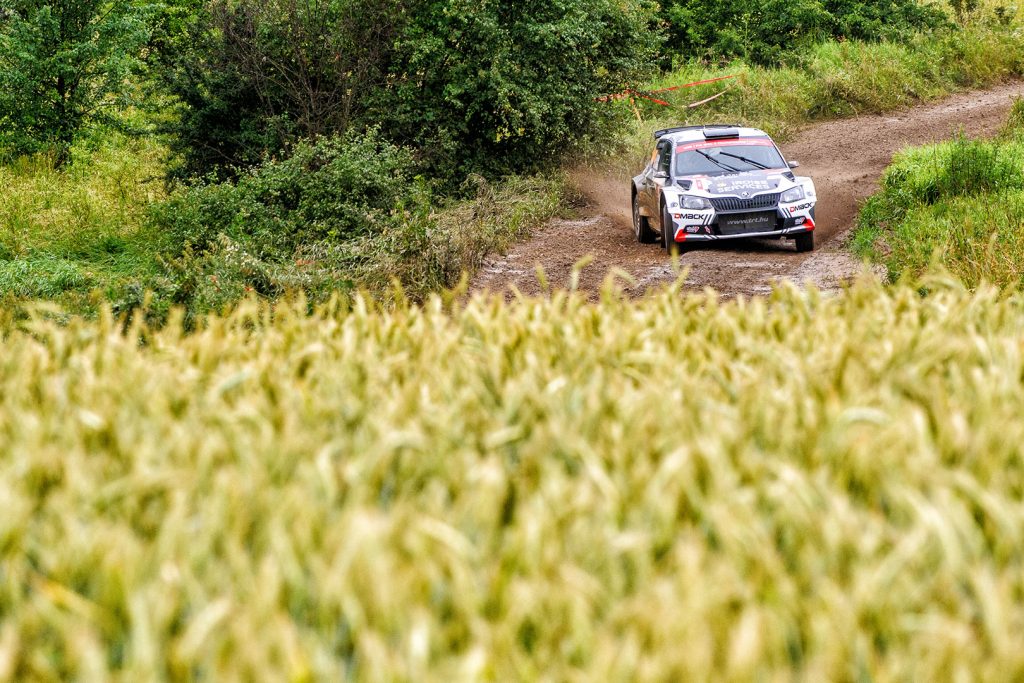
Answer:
717, 211, 779, 235
710, 193, 781, 213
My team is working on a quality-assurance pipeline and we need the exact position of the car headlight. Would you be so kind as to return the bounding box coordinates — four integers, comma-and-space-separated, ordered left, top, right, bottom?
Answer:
781, 186, 805, 203
681, 195, 710, 210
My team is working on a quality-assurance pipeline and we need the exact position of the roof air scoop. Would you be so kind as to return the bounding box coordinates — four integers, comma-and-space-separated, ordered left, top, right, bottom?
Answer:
703, 126, 740, 140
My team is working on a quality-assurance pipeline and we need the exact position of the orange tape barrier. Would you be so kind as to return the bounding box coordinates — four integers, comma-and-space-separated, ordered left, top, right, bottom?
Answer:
597, 74, 739, 106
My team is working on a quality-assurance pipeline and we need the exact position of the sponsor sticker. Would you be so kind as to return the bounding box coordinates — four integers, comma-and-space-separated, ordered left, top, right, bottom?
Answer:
710, 177, 774, 194
675, 138, 773, 153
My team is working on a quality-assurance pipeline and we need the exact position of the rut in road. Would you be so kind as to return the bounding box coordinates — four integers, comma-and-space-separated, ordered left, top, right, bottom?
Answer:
471, 81, 1024, 299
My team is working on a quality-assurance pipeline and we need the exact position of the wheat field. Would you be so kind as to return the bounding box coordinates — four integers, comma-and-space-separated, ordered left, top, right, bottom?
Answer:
3, 274, 1024, 681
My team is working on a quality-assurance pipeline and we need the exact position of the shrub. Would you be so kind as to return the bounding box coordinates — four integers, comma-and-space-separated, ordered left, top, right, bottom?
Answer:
377, 0, 657, 183
157, 0, 657, 182
150, 132, 566, 318
154, 0, 405, 178
154, 131, 413, 255
150, 130, 413, 310
659, 0, 949, 66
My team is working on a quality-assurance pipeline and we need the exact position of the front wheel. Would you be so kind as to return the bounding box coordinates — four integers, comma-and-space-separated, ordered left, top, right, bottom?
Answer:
795, 231, 814, 253
633, 193, 657, 244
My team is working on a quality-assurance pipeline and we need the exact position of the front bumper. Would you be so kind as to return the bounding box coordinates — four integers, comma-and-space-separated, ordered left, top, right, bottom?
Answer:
669, 205, 815, 243
676, 221, 813, 242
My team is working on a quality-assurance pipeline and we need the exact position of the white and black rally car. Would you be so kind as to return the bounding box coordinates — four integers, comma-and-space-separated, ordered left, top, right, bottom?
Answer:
631, 124, 817, 253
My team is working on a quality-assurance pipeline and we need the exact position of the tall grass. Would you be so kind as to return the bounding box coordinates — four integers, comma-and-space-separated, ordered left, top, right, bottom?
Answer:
0, 136, 167, 312
853, 99, 1024, 287
4, 275, 1024, 680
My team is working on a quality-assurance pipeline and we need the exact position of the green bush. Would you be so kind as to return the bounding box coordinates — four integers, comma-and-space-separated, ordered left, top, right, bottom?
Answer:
377, 0, 656, 183
151, 131, 413, 309
660, 0, 948, 66
153, 0, 405, 179
157, 0, 656, 182
0, 0, 153, 166
155, 131, 413, 253
149, 131, 566, 318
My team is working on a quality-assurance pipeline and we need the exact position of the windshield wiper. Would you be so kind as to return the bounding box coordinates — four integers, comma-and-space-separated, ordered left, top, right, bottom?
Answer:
694, 149, 742, 173
717, 151, 770, 170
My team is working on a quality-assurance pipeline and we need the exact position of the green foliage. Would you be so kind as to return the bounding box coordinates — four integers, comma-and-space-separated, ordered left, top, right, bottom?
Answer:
0, 130, 564, 320
155, 131, 414, 252
659, 0, 949, 66
0, 0, 154, 165
0, 135, 167, 314
157, 0, 656, 181
1002, 96, 1024, 139
149, 132, 565, 318
853, 121, 1024, 287
0, 255, 92, 297
7, 277, 1024, 678
154, 0, 404, 179
150, 131, 413, 309
379, 0, 658, 182
661, 0, 831, 65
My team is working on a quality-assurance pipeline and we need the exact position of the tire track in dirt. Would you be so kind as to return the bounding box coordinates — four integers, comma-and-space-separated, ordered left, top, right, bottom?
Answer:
471, 81, 1024, 298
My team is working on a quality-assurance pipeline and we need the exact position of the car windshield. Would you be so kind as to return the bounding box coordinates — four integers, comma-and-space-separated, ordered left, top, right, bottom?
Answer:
674, 141, 786, 176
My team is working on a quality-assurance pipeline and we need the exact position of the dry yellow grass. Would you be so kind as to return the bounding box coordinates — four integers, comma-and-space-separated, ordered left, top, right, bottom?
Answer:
3, 273, 1024, 681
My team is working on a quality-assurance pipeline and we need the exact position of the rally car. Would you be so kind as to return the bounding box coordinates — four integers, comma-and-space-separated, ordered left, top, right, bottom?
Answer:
631, 124, 816, 253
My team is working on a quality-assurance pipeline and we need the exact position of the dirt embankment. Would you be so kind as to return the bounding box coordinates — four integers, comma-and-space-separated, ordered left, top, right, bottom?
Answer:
470, 82, 1024, 298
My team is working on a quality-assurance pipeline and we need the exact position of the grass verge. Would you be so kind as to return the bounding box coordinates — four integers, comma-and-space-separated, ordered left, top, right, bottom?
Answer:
0, 139, 567, 320
852, 98, 1024, 286
4, 275, 1024, 679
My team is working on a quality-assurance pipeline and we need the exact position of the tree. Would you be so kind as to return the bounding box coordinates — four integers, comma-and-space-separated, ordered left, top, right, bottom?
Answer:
659, 0, 947, 66
0, 0, 152, 166
379, 0, 658, 182
156, 0, 405, 178
158, 0, 657, 182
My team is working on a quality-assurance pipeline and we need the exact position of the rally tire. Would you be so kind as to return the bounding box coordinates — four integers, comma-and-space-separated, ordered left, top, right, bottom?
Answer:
795, 231, 814, 253
633, 192, 658, 244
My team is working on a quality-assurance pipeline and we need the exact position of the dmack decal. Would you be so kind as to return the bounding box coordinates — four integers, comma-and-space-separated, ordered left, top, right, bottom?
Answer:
789, 202, 814, 212
678, 213, 705, 220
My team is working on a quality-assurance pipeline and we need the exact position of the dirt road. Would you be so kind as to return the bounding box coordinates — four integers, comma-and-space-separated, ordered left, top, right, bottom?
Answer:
471, 81, 1024, 298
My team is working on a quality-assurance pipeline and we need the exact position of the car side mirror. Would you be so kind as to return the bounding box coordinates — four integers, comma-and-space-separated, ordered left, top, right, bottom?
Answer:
653, 170, 669, 180
788, 160, 801, 169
